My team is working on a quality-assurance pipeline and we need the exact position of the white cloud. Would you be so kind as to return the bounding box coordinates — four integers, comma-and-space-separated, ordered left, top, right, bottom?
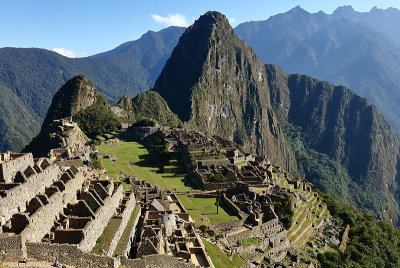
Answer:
53, 47, 87, 58
229, 18, 236, 23
52, 47, 77, 58
150, 13, 189, 27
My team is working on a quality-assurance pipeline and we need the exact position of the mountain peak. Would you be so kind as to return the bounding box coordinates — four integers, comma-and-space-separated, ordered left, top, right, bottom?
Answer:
153, 11, 291, 167
333, 5, 356, 16
288, 5, 309, 15
187, 10, 231, 35
201, 11, 229, 23
42, 75, 104, 126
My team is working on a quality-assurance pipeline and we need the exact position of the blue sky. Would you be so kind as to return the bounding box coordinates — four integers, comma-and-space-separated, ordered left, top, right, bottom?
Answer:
1, 0, 399, 57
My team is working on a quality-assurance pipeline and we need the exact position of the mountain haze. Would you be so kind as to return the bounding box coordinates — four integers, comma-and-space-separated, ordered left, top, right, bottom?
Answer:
235, 6, 400, 135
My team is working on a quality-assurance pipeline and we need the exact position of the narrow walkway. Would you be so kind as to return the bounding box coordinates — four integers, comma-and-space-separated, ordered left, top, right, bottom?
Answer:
5, 260, 72, 268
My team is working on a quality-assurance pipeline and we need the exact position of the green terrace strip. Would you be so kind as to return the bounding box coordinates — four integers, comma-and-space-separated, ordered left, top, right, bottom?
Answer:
201, 238, 245, 268
113, 204, 141, 257
91, 217, 122, 255
98, 141, 194, 191
238, 237, 263, 248
177, 195, 238, 227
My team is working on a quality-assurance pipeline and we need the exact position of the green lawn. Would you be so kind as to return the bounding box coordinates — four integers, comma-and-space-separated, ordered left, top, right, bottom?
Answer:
202, 238, 245, 268
98, 141, 194, 191
177, 195, 238, 226
91, 217, 122, 254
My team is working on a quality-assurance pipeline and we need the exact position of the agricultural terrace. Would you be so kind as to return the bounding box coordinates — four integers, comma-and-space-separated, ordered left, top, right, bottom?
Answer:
177, 195, 238, 227
97, 140, 195, 191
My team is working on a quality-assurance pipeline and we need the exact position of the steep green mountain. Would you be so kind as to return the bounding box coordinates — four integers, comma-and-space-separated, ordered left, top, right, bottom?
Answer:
24, 75, 120, 156
153, 11, 293, 169
129, 91, 182, 127
153, 11, 400, 224
234, 6, 400, 135
115, 91, 182, 127
0, 26, 184, 152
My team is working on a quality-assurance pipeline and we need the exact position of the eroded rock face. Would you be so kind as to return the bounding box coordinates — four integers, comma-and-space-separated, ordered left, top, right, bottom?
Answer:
154, 11, 294, 169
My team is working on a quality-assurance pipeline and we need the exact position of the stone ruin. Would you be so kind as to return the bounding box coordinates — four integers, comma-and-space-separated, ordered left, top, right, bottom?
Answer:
126, 179, 213, 267
48, 118, 91, 162
221, 183, 290, 261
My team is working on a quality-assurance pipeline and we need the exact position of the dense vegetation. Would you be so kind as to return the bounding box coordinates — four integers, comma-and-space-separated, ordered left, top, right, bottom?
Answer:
318, 192, 400, 268
266, 63, 400, 224
272, 195, 294, 229
130, 91, 182, 127
0, 26, 185, 151
74, 102, 121, 138
0, 83, 40, 151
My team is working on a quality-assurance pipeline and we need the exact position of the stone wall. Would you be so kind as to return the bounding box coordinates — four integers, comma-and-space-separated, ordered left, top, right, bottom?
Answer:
0, 153, 33, 183
213, 219, 243, 232
20, 170, 85, 242
221, 193, 247, 220
107, 191, 136, 257
26, 242, 118, 268
121, 203, 142, 257
0, 234, 24, 261
120, 254, 196, 268
78, 184, 124, 252
0, 163, 59, 224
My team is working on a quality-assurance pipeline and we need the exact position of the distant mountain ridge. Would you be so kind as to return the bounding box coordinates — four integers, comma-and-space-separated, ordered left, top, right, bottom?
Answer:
235, 5, 400, 135
0, 26, 185, 152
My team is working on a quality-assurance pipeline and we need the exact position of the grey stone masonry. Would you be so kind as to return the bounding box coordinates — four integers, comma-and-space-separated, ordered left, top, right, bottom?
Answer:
0, 158, 59, 225
0, 152, 34, 183
18, 168, 85, 242
78, 183, 124, 252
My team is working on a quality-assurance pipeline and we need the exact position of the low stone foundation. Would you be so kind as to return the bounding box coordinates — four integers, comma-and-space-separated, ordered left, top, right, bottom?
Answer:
27, 242, 118, 268
120, 254, 196, 268
0, 234, 23, 261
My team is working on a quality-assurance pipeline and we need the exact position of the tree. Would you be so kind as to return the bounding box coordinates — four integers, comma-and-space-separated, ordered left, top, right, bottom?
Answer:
209, 174, 227, 214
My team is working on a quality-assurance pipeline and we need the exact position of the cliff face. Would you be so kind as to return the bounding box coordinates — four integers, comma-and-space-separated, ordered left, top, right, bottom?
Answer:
154, 11, 293, 169
266, 64, 400, 223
